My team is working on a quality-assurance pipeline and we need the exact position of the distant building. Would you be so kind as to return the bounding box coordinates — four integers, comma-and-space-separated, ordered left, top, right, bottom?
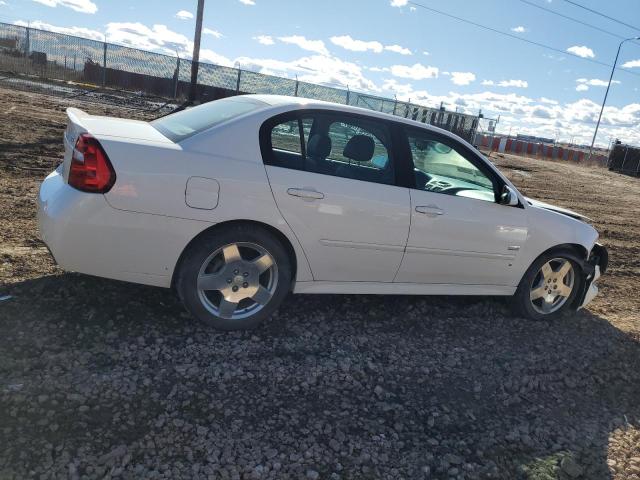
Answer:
516, 134, 554, 144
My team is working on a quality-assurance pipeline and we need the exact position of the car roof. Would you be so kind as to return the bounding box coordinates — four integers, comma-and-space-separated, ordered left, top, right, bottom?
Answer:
246, 94, 465, 141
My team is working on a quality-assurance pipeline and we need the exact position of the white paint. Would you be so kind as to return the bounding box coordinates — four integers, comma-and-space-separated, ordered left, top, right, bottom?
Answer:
38, 96, 602, 304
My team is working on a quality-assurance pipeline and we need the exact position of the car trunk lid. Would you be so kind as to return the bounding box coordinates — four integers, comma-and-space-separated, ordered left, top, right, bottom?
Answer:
62, 108, 172, 181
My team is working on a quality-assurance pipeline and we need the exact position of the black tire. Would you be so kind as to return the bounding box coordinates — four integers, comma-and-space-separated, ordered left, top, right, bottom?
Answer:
512, 249, 584, 321
176, 224, 292, 330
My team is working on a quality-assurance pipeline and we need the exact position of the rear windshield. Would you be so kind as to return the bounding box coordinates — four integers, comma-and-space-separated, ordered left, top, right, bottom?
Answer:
152, 96, 267, 142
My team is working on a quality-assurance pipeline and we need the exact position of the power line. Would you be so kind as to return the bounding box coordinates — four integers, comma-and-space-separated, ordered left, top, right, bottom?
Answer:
407, 0, 640, 78
518, 0, 628, 41
561, 0, 640, 33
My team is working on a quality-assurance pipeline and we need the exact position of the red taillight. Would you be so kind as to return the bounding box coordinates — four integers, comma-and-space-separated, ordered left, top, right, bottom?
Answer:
68, 133, 116, 193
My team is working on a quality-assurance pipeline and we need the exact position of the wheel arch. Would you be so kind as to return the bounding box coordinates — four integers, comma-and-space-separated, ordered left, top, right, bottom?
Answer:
516, 242, 590, 312
171, 219, 299, 290
542, 243, 589, 263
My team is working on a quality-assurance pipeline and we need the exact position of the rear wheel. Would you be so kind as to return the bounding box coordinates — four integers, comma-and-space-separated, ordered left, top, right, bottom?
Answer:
513, 250, 583, 320
176, 225, 291, 330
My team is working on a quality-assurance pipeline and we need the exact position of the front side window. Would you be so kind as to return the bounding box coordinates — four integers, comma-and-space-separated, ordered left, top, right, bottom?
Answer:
407, 129, 496, 203
264, 112, 395, 186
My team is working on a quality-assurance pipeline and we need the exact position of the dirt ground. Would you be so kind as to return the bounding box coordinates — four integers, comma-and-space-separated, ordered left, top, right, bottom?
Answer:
1, 86, 639, 479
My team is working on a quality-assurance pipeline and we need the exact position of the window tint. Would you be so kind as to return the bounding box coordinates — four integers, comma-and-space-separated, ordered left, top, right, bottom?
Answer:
271, 120, 301, 154
152, 96, 266, 142
264, 112, 395, 186
326, 121, 390, 171
407, 129, 495, 203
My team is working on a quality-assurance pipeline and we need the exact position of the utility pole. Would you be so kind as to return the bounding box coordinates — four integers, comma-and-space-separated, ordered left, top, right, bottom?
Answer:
188, 0, 206, 104
587, 36, 640, 161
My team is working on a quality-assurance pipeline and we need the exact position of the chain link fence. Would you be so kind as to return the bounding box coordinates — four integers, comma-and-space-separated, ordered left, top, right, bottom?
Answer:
0, 21, 485, 142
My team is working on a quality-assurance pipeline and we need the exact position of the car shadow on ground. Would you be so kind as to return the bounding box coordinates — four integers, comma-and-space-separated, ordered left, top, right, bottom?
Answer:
1, 273, 639, 479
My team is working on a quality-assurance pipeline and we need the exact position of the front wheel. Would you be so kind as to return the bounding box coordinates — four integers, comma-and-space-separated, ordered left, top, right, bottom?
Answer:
176, 225, 292, 330
513, 250, 584, 320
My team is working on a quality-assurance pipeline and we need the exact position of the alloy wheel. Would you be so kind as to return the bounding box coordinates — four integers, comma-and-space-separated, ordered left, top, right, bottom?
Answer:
197, 242, 278, 320
529, 257, 575, 315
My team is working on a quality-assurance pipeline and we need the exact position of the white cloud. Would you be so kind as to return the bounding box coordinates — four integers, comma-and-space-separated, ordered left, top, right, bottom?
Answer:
380, 80, 640, 145
15, 19, 103, 40
253, 35, 274, 45
423, 51, 430, 56
450, 71, 476, 86
235, 54, 379, 92
390, 0, 408, 6
32, 0, 97, 14
575, 78, 620, 91
567, 45, 595, 58
101, 21, 233, 66
278, 35, 329, 55
482, 79, 528, 88
622, 59, 640, 68
390, 63, 439, 80
330, 35, 383, 53
385, 44, 412, 55
511, 26, 526, 33
0, 1, 7, 5
239, 0, 255, 4
500, 79, 528, 88
330, 36, 412, 55
175, 10, 193, 20
203, 28, 222, 39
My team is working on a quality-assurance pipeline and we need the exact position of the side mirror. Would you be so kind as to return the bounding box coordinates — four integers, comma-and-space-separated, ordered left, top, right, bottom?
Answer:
500, 185, 519, 206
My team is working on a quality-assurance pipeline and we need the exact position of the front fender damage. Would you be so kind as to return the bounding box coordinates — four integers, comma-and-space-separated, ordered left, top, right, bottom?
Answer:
576, 243, 609, 310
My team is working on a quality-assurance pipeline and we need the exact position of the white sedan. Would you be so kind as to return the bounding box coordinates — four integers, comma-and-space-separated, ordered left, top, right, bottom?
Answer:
38, 95, 608, 330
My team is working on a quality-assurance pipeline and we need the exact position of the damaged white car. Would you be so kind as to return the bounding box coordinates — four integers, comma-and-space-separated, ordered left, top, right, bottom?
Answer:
37, 95, 608, 330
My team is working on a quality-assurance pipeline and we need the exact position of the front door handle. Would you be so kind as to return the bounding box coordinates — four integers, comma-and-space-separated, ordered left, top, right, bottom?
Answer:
287, 188, 325, 200
415, 205, 444, 217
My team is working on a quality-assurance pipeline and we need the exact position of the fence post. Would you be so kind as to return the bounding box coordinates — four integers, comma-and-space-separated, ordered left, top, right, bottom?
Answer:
63, 56, 67, 81
294, 76, 299, 97
102, 41, 107, 87
346, 86, 350, 105
174, 55, 181, 99
236, 68, 241, 94
25, 26, 30, 57
73, 55, 76, 71
392, 96, 397, 116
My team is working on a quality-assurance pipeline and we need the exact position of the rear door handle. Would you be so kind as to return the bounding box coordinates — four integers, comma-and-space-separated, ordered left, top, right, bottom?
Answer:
287, 188, 325, 200
415, 205, 444, 217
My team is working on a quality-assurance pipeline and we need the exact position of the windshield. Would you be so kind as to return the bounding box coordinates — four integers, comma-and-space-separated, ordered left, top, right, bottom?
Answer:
152, 96, 267, 142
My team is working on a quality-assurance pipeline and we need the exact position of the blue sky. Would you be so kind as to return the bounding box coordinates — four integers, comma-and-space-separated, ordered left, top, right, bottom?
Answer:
1, 0, 639, 145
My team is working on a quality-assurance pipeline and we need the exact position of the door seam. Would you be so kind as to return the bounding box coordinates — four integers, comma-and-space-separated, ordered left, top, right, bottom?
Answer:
392, 187, 412, 282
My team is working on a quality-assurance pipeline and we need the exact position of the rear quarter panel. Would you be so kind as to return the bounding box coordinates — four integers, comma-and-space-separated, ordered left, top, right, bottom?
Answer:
100, 114, 313, 282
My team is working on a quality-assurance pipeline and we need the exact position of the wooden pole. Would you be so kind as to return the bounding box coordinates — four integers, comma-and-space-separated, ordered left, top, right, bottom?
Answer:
188, 0, 205, 103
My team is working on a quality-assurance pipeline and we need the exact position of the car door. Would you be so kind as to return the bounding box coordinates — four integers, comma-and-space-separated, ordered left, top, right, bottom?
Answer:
260, 110, 410, 282
394, 127, 529, 286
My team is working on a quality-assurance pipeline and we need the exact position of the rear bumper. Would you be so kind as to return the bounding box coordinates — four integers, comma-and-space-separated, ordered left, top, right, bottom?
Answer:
37, 168, 209, 288
577, 243, 608, 309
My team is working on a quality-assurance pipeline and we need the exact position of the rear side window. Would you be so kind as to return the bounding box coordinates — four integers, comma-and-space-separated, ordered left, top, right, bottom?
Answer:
263, 112, 395, 186
152, 96, 266, 142
271, 120, 302, 154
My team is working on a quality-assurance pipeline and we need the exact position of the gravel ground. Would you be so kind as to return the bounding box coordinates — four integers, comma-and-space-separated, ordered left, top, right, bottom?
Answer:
1, 87, 639, 480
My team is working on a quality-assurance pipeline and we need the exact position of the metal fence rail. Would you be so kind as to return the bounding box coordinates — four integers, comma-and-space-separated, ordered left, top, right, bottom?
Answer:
0, 21, 484, 142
